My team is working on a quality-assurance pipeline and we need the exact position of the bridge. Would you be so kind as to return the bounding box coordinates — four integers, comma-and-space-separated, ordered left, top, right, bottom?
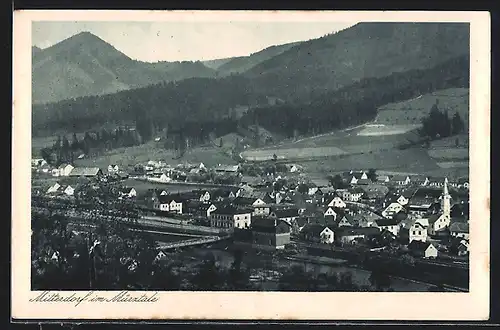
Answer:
156, 235, 229, 250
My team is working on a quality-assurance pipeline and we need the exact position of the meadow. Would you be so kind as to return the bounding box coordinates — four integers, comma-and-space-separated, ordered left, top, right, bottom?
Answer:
71, 141, 237, 170
296, 148, 441, 175
241, 146, 347, 161
375, 87, 469, 126
356, 124, 421, 136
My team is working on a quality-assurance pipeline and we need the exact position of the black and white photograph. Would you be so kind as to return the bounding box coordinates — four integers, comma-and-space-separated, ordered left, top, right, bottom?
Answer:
12, 10, 490, 320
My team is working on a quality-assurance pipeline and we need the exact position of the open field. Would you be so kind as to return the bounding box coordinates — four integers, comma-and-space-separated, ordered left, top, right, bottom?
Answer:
295, 148, 440, 175
240, 123, 423, 162
72, 141, 237, 170
375, 88, 469, 126
122, 179, 234, 195
436, 161, 470, 169
428, 148, 469, 160
357, 124, 421, 136
429, 134, 469, 148
241, 146, 347, 161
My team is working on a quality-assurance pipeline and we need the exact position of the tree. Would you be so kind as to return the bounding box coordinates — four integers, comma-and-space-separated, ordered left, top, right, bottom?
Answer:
297, 183, 309, 195
328, 174, 346, 189
369, 268, 392, 291
451, 112, 465, 135
71, 133, 80, 151
190, 255, 226, 290
31, 194, 157, 290
367, 168, 377, 182
399, 253, 416, 267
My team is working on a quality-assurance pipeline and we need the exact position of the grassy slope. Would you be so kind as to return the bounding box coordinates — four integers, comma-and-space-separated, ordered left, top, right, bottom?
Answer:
375, 87, 469, 126
72, 141, 237, 171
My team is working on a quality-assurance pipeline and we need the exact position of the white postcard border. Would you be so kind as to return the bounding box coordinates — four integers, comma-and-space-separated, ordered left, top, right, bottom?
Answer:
12, 10, 491, 320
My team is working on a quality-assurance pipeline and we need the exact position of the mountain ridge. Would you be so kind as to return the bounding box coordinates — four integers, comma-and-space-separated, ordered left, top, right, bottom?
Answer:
245, 22, 470, 101
32, 31, 217, 104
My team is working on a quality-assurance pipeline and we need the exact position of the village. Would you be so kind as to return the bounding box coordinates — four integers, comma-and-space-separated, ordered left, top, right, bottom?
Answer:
31, 155, 470, 267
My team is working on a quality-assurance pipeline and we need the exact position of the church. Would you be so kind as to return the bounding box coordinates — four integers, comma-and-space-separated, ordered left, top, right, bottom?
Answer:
427, 178, 452, 236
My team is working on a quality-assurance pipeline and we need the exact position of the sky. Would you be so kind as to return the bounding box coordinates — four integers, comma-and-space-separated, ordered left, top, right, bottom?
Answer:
32, 21, 356, 62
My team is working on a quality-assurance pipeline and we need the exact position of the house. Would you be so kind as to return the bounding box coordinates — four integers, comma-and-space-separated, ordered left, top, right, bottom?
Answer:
381, 202, 404, 219
411, 175, 430, 186
335, 213, 357, 228
240, 176, 264, 187
374, 218, 402, 236
270, 207, 299, 224
234, 217, 291, 250
54, 163, 74, 177
457, 177, 469, 189
347, 188, 365, 202
361, 184, 389, 203
32, 158, 48, 167
108, 164, 119, 173
355, 178, 372, 186
392, 175, 411, 186
368, 229, 397, 248
323, 207, 338, 220
211, 187, 241, 201
251, 217, 291, 250
301, 224, 335, 244
356, 212, 383, 228
336, 227, 380, 244
449, 222, 469, 240
233, 194, 273, 216
154, 173, 172, 183
396, 194, 409, 206
48, 183, 75, 196
407, 241, 438, 259
377, 175, 390, 183
69, 167, 102, 178
399, 220, 428, 244
210, 206, 252, 230
119, 187, 137, 199
428, 177, 446, 188
289, 164, 300, 173
449, 237, 469, 256
351, 170, 369, 180
194, 190, 211, 203
407, 197, 435, 217
157, 195, 183, 214
185, 200, 217, 217
307, 185, 319, 196
46, 182, 61, 194
63, 185, 75, 196
327, 196, 346, 208
215, 164, 240, 174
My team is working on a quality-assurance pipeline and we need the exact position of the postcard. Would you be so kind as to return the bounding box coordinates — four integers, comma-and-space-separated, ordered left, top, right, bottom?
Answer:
12, 10, 490, 320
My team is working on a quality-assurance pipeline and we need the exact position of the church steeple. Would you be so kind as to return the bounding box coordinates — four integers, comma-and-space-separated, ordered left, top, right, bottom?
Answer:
442, 177, 451, 216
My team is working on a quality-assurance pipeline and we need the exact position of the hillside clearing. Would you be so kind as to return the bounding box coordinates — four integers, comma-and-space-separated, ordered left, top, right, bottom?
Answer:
375, 87, 469, 126
73, 141, 237, 170
357, 124, 421, 136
